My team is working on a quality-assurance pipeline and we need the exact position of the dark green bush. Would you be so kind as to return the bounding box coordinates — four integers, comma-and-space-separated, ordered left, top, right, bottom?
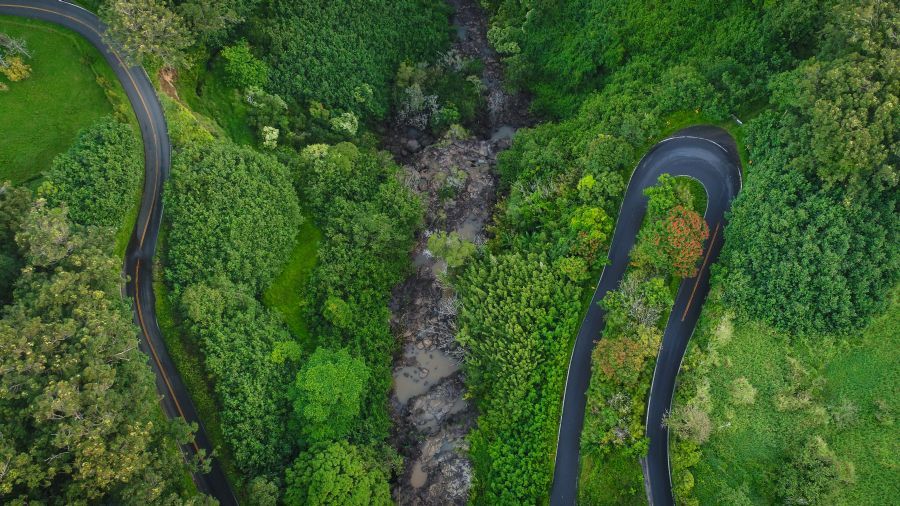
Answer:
255, 0, 450, 120
44, 117, 141, 227
164, 140, 301, 295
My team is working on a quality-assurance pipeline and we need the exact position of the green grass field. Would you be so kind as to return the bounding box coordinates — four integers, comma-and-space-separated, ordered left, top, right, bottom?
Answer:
262, 218, 321, 343
688, 291, 899, 504
0, 16, 128, 185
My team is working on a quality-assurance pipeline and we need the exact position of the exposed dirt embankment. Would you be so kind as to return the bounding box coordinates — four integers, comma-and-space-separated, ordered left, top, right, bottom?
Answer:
387, 0, 530, 503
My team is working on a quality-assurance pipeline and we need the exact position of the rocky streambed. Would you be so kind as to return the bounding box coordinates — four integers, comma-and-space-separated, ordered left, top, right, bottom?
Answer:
387, 0, 529, 503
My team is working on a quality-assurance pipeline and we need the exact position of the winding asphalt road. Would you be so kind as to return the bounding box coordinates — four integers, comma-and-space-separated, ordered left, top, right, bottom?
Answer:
0, 2, 237, 504
4, 3, 740, 503
550, 126, 741, 505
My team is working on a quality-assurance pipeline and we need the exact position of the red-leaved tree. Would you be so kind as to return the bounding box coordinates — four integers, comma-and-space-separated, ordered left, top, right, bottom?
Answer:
659, 205, 709, 278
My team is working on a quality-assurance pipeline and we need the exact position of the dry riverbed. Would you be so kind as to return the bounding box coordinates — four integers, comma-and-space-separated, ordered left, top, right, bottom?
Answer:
387, 0, 530, 503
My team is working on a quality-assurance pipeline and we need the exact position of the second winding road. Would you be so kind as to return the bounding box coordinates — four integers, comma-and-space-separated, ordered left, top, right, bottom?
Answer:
550, 125, 742, 505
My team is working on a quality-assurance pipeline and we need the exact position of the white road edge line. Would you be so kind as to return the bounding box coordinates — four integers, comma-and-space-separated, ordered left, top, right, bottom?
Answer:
644, 136, 744, 504
58, 0, 91, 15
552, 131, 658, 483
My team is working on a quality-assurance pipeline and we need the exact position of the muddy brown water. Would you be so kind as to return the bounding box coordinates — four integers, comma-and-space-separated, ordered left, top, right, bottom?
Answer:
393, 349, 459, 405
410, 460, 428, 488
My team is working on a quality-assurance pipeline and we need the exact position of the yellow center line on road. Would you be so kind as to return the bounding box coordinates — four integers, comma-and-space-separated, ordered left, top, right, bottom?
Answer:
681, 221, 721, 321
3, 3, 197, 455
0, 3, 162, 247
135, 260, 202, 453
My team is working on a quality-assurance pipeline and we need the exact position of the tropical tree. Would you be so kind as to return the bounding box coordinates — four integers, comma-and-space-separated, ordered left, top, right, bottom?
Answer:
658, 205, 708, 278
0, 202, 198, 503
102, 0, 193, 67
776, 436, 840, 505
665, 404, 712, 444
290, 347, 369, 443
221, 40, 269, 89
43, 117, 141, 227
164, 140, 301, 294
0, 182, 29, 303
176, 0, 242, 45
283, 441, 392, 506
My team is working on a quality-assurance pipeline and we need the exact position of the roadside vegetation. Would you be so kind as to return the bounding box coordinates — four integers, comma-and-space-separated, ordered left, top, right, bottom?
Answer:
456, 253, 582, 503
579, 175, 708, 504
0, 31, 193, 497
0, 189, 200, 504
1, 18, 196, 501
668, 3, 899, 502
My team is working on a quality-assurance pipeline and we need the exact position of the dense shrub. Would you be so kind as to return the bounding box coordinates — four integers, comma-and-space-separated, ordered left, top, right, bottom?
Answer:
484, 0, 823, 116
180, 278, 294, 477
284, 441, 392, 506
164, 140, 301, 294
720, 150, 897, 335
255, 0, 450, 120
161, 95, 216, 148
221, 40, 269, 89
719, 3, 899, 334
43, 117, 141, 227
457, 253, 581, 503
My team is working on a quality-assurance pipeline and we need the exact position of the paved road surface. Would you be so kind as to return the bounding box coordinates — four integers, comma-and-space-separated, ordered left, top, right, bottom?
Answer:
550, 126, 741, 505
0, 1, 237, 503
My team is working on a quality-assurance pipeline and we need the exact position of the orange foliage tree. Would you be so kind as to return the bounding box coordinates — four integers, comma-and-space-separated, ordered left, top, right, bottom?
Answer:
643, 205, 709, 278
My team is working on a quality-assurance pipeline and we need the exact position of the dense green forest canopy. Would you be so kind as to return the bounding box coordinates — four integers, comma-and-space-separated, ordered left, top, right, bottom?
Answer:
181, 277, 295, 476
483, 0, 823, 117
458, 0, 898, 502
719, 2, 899, 333
298, 142, 422, 444
156, 105, 421, 498
42, 117, 142, 227
3, 0, 896, 504
0, 193, 200, 503
164, 141, 301, 295
254, 0, 451, 119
